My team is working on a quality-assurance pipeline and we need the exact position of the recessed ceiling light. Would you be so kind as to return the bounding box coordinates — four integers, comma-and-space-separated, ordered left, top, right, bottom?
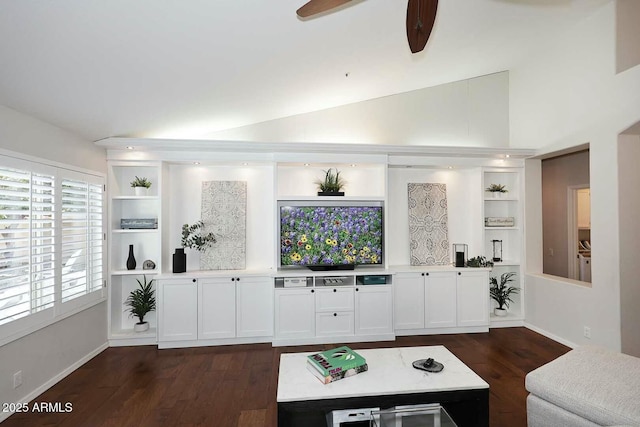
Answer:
242, 162, 248, 166
304, 163, 310, 166
448, 166, 453, 169
193, 162, 200, 165
126, 146, 134, 150
505, 154, 511, 158
350, 164, 356, 167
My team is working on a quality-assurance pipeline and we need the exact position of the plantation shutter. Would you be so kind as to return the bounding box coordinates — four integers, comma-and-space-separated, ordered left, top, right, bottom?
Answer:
0, 168, 56, 325
87, 183, 103, 293
31, 173, 56, 313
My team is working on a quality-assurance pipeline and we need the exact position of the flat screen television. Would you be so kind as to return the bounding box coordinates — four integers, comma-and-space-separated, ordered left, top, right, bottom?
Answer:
278, 200, 384, 270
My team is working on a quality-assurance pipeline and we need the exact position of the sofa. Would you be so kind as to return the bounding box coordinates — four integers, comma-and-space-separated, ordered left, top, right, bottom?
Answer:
525, 345, 640, 427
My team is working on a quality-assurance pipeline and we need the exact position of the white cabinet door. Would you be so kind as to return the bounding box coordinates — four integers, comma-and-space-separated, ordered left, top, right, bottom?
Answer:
456, 271, 489, 327
236, 277, 273, 338
158, 278, 198, 342
198, 278, 236, 340
275, 288, 315, 339
424, 272, 457, 328
393, 273, 425, 330
316, 311, 354, 337
355, 285, 393, 335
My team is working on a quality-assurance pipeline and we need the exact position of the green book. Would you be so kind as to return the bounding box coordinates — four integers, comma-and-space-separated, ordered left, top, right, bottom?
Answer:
307, 346, 367, 377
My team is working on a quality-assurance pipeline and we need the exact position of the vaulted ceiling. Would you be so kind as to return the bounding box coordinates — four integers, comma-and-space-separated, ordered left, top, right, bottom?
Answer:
0, 0, 609, 142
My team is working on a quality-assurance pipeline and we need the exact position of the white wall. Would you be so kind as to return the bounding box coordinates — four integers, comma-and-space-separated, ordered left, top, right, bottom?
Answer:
387, 167, 483, 266
0, 104, 106, 173
616, 0, 640, 73
0, 104, 108, 420
511, 2, 640, 350
205, 72, 509, 148
618, 132, 640, 356
167, 164, 275, 271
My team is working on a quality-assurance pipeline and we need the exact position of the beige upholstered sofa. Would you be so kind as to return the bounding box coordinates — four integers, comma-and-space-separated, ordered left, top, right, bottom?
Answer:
525, 346, 640, 427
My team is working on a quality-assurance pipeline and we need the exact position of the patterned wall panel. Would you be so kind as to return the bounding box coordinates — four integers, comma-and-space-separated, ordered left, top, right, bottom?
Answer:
201, 181, 246, 270
408, 183, 450, 266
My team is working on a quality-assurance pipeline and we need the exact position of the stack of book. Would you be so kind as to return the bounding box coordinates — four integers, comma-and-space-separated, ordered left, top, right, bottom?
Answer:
306, 346, 368, 384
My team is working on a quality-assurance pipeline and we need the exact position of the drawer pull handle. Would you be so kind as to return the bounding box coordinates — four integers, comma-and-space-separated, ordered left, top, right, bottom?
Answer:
334, 313, 337, 317
311, 289, 315, 293
458, 272, 462, 276
192, 279, 196, 283
333, 288, 337, 292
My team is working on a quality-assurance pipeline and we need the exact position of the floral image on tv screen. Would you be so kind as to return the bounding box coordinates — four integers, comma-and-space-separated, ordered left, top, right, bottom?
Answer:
280, 206, 383, 266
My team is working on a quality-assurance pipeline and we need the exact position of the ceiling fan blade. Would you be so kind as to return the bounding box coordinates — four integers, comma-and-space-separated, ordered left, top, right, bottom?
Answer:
406, 0, 438, 54
297, 0, 353, 18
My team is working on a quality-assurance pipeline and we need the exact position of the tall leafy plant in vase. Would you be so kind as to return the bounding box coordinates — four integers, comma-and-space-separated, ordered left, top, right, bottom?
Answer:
316, 168, 346, 196
490, 272, 519, 317
173, 221, 216, 273
125, 275, 156, 332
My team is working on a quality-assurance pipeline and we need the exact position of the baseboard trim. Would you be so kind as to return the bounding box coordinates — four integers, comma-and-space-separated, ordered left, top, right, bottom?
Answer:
0, 341, 109, 423
524, 323, 578, 349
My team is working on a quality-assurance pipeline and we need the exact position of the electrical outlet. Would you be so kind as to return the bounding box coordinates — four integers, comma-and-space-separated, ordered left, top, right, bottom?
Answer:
584, 327, 591, 339
13, 371, 22, 389
548, 248, 554, 256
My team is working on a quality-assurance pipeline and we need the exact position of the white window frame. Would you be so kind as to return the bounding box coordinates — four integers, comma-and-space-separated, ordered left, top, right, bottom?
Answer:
0, 152, 106, 346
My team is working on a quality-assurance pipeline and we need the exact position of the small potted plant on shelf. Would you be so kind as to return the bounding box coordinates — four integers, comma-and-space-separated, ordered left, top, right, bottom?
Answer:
490, 272, 519, 317
125, 275, 156, 332
466, 255, 494, 268
486, 183, 508, 198
315, 168, 346, 196
173, 220, 217, 273
131, 176, 152, 196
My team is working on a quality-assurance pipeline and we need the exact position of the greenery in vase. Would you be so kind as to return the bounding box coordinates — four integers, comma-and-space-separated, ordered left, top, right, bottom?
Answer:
125, 275, 156, 324
315, 168, 346, 193
130, 176, 152, 188
181, 220, 216, 252
466, 255, 494, 268
486, 183, 507, 193
490, 272, 519, 310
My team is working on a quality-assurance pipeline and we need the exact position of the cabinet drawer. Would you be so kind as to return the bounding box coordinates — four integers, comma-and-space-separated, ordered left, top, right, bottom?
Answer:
315, 288, 354, 312
316, 311, 354, 336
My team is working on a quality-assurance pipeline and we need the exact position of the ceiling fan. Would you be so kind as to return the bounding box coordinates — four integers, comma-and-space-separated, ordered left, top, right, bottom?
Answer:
296, 0, 438, 54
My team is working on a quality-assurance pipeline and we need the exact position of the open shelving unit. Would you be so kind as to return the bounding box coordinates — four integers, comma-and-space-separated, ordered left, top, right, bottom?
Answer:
482, 168, 525, 326
107, 161, 162, 345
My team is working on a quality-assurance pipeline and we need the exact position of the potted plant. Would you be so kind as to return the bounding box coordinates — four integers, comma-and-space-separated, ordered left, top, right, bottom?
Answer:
315, 168, 346, 196
486, 183, 508, 198
125, 275, 156, 332
466, 255, 494, 268
490, 272, 519, 316
131, 176, 152, 196
173, 221, 216, 273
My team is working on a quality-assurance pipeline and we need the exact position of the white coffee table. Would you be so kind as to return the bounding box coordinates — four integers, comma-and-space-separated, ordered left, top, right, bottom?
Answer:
277, 345, 489, 427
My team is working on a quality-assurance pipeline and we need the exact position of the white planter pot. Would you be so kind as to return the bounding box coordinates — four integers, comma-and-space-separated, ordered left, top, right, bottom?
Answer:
492, 192, 501, 199
134, 322, 149, 332
134, 187, 148, 196
494, 308, 508, 317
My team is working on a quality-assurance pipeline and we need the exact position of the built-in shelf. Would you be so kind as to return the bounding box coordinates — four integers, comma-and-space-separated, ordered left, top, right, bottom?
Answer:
491, 261, 520, 267
110, 327, 157, 338
485, 227, 519, 230
112, 229, 159, 234
112, 195, 160, 200
276, 195, 386, 202
111, 269, 160, 276
484, 197, 519, 201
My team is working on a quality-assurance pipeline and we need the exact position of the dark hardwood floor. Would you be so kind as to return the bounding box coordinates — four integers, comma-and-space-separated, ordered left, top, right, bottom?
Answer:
4, 327, 569, 427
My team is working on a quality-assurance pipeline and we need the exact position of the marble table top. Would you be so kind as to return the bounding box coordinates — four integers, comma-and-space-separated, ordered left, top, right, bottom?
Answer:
277, 345, 489, 403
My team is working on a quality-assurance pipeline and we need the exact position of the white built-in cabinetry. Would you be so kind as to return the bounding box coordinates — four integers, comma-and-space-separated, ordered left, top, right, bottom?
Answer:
273, 274, 394, 346
393, 269, 490, 335
482, 168, 525, 325
157, 274, 273, 349
104, 146, 526, 348
107, 161, 162, 346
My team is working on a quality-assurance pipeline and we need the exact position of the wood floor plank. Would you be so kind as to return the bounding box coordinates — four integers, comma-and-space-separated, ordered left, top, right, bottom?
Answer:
3, 327, 570, 427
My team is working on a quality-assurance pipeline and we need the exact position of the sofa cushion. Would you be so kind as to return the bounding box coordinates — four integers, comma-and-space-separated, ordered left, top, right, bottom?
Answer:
526, 346, 640, 426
